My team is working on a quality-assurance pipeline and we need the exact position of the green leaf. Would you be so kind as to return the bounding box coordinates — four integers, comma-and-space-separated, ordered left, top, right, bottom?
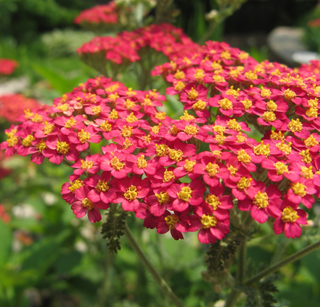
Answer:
0, 220, 12, 267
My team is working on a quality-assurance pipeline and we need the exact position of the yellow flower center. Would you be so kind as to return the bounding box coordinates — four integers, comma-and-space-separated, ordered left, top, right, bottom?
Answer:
170, 125, 180, 136
212, 125, 226, 133
151, 123, 161, 134
95, 180, 110, 192
108, 93, 119, 102
31, 114, 43, 123
174, 81, 185, 91
109, 110, 119, 119
283, 89, 296, 100
271, 131, 284, 140
188, 87, 199, 100
301, 166, 313, 179
36, 141, 46, 153
194, 69, 205, 81
226, 86, 240, 98
288, 118, 302, 132
261, 87, 271, 98
236, 132, 247, 143
180, 111, 195, 121
253, 191, 269, 209
306, 107, 318, 118
163, 170, 175, 182
184, 125, 198, 135
165, 214, 179, 229
126, 112, 138, 123
262, 111, 276, 122
110, 156, 125, 171
218, 98, 233, 110
43, 121, 54, 134
137, 155, 148, 168
281, 207, 299, 223
155, 144, 168, 157
266, 100, 277, 111
212, 74, 226, 83
65, 117, 77, 128
227, 119, 241, 131
201, 214, 217, 228
241, 99, 252, 110
125, 99, 135, 109
81, 160, 94, 170
155, 112, 166, 120
193, 100, 206, 111
177, 186, 192, 202
82, 198, 94, 210
120, 126, 132, 138
221, 50, 231, 60
92, 106, 101, 115
5, 129, 17, 138
100, 121, 112, 132
205, 163, 219, 177
211, 61, 222, 70
214, 132, 226, 145
24, 109, 34, 119
205, 195, 221, 210
68, 179, 83, 193
155, 191, 170, 204
124, 185, 138, 201
237, 177, 252, 190
228, 165, 238, 176
304, 135, 318, 148
168, 149, 184, 162
274, 162, 288, 175
299, 149, 312, 164
254, 141, 270, 158
123, 138, 133, 149
184, 160, 196, 172
237, 149, 251, 164
276, 141, 292, 155
78, 130, 91, 143
174, 70, 185, 80
291, 183, 307, 197
22, 135, 35, 147
57, 141, 69, 154
245, 71, 257, 80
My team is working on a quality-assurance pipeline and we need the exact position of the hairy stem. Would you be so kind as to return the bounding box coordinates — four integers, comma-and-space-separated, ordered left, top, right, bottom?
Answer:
245, 239, 320, 285
124, 223, 185, 307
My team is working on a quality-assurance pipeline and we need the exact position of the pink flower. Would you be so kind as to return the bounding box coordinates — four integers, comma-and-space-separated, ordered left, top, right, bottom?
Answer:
273, 201, 307, 238
167, 180, 206, 211
287, 178, 316, 208
72, 154, 100, 175
71, 186, 109, 223
113, 176, 150, 212
68, 125, 101, 151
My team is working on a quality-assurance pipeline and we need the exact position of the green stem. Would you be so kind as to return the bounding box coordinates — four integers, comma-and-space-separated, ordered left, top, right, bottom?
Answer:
245, 239, 320, 285
124, 223, 185, 307
225, 238, 247, 307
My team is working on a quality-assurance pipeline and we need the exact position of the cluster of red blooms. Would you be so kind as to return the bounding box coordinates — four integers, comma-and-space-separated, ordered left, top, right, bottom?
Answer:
0, 94, 41, 123
0, 204, 10, 223
2, 39, 320, 244
77, 23, 202, 66
74, 3, 118, 27
0, 59, 18, 76
307, 18, 320, 27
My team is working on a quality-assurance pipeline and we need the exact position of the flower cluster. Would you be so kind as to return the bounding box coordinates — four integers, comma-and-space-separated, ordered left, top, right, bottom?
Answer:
74, 3, 118, 29
0, 204, 10, 223
2, 39, 320, 243
0, 94, 42, 123
0, 59, 18, 76
77, 23, 202, 72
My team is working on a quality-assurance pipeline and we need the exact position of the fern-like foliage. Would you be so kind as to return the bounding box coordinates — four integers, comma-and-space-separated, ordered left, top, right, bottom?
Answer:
101, 204, 128, 254
234, 273, 280, 307
206, 234, 244, 273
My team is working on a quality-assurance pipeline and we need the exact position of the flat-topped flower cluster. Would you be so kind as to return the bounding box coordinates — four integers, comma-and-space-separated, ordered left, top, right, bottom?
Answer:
2, 39, 320, 244
0, 58, 18, 76
0, 94, 41, 123
77, 23, 202, 67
